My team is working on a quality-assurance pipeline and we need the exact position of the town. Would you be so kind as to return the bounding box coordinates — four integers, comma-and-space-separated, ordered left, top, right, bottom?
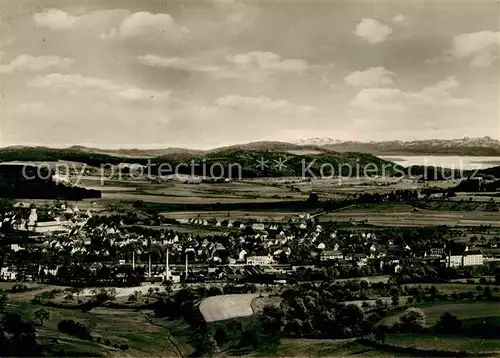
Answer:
2, 0, 500, 356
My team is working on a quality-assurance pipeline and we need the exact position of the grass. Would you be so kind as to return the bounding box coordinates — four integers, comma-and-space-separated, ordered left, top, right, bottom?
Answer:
405, 283, 500, 295
248, 339, 409, 357
318, 208, 500, 227
5, 299, 194, 357
381, 301, 500, 327
385, 333, 500, 354
332, 203, 416, 213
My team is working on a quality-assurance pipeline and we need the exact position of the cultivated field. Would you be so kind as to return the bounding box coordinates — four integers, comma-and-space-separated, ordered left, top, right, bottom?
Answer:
161, 210, 302, 221
318, 208, 500, 227
381, 301, 500, 326
384, 333, 500, 354
199, 294, 259, 322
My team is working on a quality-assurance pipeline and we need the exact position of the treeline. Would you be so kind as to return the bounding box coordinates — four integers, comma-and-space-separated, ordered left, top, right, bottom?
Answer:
452, 178, 500, 192
0, 180, 101, 200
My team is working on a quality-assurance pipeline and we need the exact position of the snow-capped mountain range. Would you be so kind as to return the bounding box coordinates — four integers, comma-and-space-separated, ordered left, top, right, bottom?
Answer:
291, 137, 500, 156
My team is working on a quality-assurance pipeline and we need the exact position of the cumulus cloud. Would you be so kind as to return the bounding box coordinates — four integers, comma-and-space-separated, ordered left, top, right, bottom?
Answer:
33, 9, 78, 29
216, 95, 315, 113
350, 88, 407, 112
15, 102, 46, 114
138, 51, 308, 80
392, 14, 409, 25
354, 19, 392, 44
0, 55, 74, 74
102, 12, 189, 40
225, 51, 308, 72
350, 76, 470, 112
345, 67, 395, 87
138, 55, 219, 73
451, 31, 500, 68
28, 73, 171, 103
429, 31, 500, 68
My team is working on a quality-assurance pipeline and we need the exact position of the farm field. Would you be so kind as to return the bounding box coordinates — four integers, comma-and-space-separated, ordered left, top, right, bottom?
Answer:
102, 192, 299, 204
161, 210, 303, 221
199, 294, 259, 322
250, 339, 409, 357
404, 283, 500, 295
318, 209, 500, 227
381, 301, 500, 327
384, 333, 500, 354
6, 300, 193, 357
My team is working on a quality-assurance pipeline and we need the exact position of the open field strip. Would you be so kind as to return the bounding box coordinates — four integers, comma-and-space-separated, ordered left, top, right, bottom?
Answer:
160, 210, 303, 220
102, 192, 298, 204
319, 209, 500, 227
381, 301, 500, 327
80, 283, 166, 298
199, 294, 259, 322
385, 333, 500, 354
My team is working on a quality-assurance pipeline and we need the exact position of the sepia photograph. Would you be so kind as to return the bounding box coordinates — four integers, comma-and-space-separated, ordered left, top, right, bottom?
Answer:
0, 0, 499, 356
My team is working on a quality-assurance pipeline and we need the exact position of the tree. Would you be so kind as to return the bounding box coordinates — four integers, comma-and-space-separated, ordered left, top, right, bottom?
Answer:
34, 308, 50, 326
434, 312, 462, 334
163, 279, 173, 295
308, 192, 319, 203
0, 289, 8, 312
391, 295, 400, 307
0, 313, 41, 357
483, 286, 493, 300
375, 325, 387, 343
197, 330, 218, 357
399, 308, 426, 332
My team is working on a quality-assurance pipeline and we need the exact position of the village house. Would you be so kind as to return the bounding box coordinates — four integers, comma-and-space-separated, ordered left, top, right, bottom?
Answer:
246, 255, 275, 266
446, 250, 484, 267
252, 223, 265, 231
320, 250, 344, 261
430, 245, 445, 257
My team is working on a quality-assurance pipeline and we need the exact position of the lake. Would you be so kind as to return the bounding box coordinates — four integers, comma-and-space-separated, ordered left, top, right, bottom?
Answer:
380, 156, 500, 170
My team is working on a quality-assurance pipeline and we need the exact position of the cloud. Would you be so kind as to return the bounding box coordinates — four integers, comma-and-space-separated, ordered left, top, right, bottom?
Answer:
350, 88, 407, 112
102, 12, 189, 40
345, 67, 395, 87
15, 102, 46, 114
225, 51, 308, 72
354, 19, 392, 44
33, 9, 78, 30
350, 76, 470, 112
451, 31, 500, 68
0, 55, 74, 74
392, 14, 409, 25
429, 31, 500, 69
216, 95, 314, 113
138, 55, 219, 73
28, 73, 171, 103
138, 51, 308, 80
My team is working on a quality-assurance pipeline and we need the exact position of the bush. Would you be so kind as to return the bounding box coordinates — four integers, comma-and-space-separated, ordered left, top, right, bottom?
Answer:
10, 283, 29, 293
119, 344, 129, 351
57, 319, 92, 340
398, 308, 426, 332
434, 312, 462, 334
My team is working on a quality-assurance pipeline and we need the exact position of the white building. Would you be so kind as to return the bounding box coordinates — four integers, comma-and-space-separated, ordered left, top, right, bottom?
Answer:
246, 255, 275, 265
446, 255, 464, 267
446, 253, 484, 267
321, 250, 343, 261
252, 223, 265, 231
462, 253, 484, 266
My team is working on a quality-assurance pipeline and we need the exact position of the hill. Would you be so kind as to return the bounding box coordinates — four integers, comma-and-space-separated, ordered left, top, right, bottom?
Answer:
3, 143, 499, 179
0, 145, 399, 178
293, 137, 500, 156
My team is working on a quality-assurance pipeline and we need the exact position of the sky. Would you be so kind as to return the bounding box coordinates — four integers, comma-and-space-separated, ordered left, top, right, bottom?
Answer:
0, 0, 499, 149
